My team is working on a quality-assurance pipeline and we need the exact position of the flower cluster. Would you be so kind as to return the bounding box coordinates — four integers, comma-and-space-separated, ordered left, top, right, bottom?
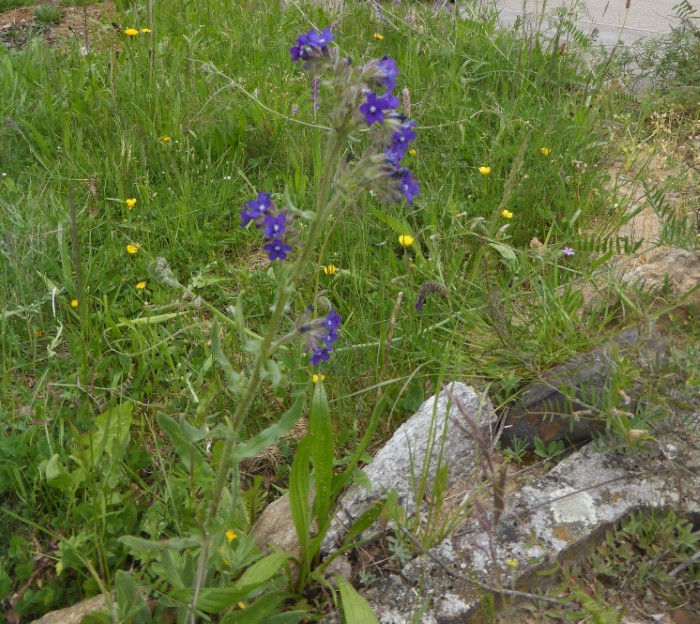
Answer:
296, 301, 342, 366
240, 192, 297, 261
289, 28, 420, 207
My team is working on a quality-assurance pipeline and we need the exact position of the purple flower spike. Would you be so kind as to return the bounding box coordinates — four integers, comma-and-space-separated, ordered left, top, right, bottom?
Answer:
378, 56, 399, 91
359, 91, 399, 125
263, 213, 287, 240
263, 239, 293, 261
241, 191, 272, 227
290, 27, 335, 62
399, 169, 420, 205
310, 346, 331, 366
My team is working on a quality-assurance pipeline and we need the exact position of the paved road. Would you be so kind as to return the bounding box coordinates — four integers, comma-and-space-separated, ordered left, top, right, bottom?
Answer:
494, 0, 683, 45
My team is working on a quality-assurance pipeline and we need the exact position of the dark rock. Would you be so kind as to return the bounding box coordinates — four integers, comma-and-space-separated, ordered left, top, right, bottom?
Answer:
501, 325, 667, 450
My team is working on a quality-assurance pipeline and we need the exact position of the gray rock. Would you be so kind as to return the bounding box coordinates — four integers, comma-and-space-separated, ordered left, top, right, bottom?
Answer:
501, 325, 667, 450
620, 249, 700, 305
387, 430, 700, 623
322, 383, 497, 551
30, 595, 109, 624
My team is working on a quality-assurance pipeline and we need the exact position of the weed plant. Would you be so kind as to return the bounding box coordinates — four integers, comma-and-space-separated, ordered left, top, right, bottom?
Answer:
0, 0, 696, 621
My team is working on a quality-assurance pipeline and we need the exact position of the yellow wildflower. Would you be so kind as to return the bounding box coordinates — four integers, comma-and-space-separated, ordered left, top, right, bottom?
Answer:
70, 299, 79, 308
501, 209, 513, 219
237, 602, 246, 610
540, 147, 552, 156
34, 329, 44, 338
373, 33, 384, 40
398, 234, 414, 247
125, 198, 137, 210
225, 529, 238, 543
478, 166, 491, 176
126, 243, 140, 254
506, 558, 519, 569
312, 374, 326, 384
323, 264, 337, 275
160, 135, 171, 143
136, 281, 147, 290
141, 28, 151, 33
408, 148, 417, 157
124, 28, 139, 36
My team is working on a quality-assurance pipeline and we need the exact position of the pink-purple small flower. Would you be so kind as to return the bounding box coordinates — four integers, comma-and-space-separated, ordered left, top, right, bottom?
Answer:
562, 247, 575, 256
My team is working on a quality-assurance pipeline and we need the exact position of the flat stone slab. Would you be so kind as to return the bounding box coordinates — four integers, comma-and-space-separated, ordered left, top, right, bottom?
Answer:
322, 383, 497, 551
358, 427, 700, 623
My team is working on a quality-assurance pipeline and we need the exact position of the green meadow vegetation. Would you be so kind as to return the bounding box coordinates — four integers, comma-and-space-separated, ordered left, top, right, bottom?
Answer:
1, 0, 698, 621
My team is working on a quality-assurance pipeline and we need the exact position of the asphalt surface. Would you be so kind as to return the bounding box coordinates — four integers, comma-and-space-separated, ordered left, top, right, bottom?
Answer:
495, 0, 683, 45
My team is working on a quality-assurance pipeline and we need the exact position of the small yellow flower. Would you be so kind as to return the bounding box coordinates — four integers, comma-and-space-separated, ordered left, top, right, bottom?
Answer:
506, 558, 519, 569
312, 373, 326, 384
136, 281, 147, 290
124, 28, 139, 36
237, 602, 246, 610
373, 32, 384, 40
70, 299, 79, 308
323, 264, 337, 275
540, 147, 552, 156
408, 148, 417, 157
126, 243, 140, 254
398, 234, 414, 247
225, 529, 238, 543
34, 329, 44, 338
501, 209, 513, 219
478, 166, 491, 176
141, 28, 151, 33
160, 135, 171, 143
125, 198, 137, 210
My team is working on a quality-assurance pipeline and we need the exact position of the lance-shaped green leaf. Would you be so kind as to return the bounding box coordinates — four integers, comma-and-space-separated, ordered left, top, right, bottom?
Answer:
336, 576, 379, 624
157, 413, 213, 477
309, 381, 333, 525
210, 318, 242, 393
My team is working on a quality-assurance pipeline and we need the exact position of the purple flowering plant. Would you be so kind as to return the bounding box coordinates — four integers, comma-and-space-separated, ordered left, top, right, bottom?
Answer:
145, 30, 423, 608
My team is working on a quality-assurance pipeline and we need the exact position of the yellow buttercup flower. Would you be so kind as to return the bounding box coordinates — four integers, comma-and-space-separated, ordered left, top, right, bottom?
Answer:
373, 32, 384, 40
540, 147, 552, 156
160, 135, 171, 143
125, 198, 137, 210
408, 148, 417, 157
501, 209, 513, 219
126, 243, 140, 254
323, 264, 337, 275
225, 529, 238, 543
312, 373, 326, 384
478, 166, 491, 176
136, 281, 147, 290
70, 299, 79, 308
141, 28, 151, 33
398, 234, 414, 247
34, 329, 44, 338
124, 28, 139, 36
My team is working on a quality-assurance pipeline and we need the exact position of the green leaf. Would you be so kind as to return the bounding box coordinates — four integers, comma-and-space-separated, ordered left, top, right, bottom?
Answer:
219, 592, 297, 624
488, 242, 517, 263
44, 454, 73, 492
118, 534, 201, 554
236, 551, 290, 587
116, 312, 186, 327
235, 394, 304, 460
210, 318, 242, 394
309, 382, 333, 524
341, 501, 385, 547
336, 576, 379, 624
77, 402, 133, 467
289, 437, 312, 565
157, 413, 213, 477
115, 570, 150, 624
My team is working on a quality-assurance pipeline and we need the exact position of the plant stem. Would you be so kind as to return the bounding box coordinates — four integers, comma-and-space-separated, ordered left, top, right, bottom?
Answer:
189, 128, 347, 621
